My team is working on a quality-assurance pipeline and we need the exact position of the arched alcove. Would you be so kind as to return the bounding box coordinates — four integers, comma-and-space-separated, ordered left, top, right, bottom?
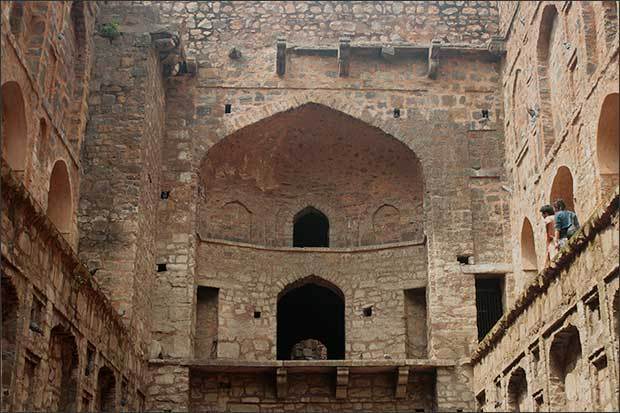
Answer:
507, 367, 528, 412
277, 276, 345, 360
1, 81, 28, 171
550, 166, 575, 212
47, 160, 73, 233
536, 4, 562, 155
293, 207, 329, 247
520, 218, 538, 274
596, 92, 619, 193
97, 366, 116, 412
49, 326, 79, 412
549, 325, 583, 410
373, 204, 400, 243
1, 276, 19, 412
198, 103, 424, 247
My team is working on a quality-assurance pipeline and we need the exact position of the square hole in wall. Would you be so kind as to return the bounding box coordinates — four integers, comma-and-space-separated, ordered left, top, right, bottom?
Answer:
393, 108, 400, 118
254, 311, 261, 319
225, 104, 232, 114
160, 191, 170, 200
363, 306, 373, 317
157, 263, 167, 272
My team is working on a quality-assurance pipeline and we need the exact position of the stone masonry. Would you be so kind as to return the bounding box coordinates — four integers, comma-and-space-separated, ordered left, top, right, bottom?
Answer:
1, 1, 618, 412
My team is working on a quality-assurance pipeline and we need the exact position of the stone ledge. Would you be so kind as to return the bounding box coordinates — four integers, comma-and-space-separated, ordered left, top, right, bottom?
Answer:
197, 234, 427, 253
460, 263, 513, 274
149, 358, 455, 373
471, 187, 619, 363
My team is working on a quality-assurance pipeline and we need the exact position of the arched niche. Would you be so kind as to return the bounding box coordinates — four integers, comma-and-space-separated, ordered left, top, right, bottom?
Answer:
548, 325, 584, 411
520, 218, 538, 273
47, 160, 73, 233
596, 92, 619, 193
97, 366, 117, 412
550, 166, 575, 212
277, 276, 345, 360
507, 367, 528, 412
48, 326, 79, 412
1, 81, 28, 171
198, 103, 424, 248
372, 204, 400, 244
293, 206, 329, 248
536, 4, 562, 155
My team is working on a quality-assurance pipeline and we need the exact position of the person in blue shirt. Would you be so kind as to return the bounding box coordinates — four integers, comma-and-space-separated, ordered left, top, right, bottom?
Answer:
553, 199, 579, 249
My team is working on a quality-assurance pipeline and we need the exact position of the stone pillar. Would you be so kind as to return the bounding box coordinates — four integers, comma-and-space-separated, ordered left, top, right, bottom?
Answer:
79, 3, 165, 354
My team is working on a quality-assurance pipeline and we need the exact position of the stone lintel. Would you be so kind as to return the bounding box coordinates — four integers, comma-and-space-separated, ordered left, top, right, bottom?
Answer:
460, 263, 512, 274
335, 367, 349, 399
395, 366, 409, 398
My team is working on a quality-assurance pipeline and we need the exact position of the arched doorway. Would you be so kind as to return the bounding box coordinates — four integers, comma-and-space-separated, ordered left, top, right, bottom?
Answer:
47, 160, 72, 233
97, 366, 116, 412
1, 81, 28, 171
277, 276, 345, 360
293, 207, 329, 247
48, 326, 78, 412
550, 166, 575, 212
596, 92, 619, 193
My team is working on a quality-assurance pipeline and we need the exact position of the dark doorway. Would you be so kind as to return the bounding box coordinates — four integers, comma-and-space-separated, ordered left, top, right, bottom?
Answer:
277, 279, 344, 359
475, 277, 504, 341
293, 207, 329, 247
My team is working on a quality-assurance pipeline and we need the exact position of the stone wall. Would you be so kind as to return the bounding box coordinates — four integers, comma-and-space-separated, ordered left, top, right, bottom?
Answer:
144, 1, 499, 52
195, 240, 427, 361
1, 1, 97, 247
472, 192, 619, 412
501, 0, 619, 294
189, 369, 436, 412
78, 3, 166, 354
1, 165, 146, 412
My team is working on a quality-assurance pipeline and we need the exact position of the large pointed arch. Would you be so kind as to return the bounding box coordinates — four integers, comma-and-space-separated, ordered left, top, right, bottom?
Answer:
198, 101, 425, 248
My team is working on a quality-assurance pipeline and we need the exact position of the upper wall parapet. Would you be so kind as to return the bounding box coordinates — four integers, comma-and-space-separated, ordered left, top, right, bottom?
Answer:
133, 1, 499, 55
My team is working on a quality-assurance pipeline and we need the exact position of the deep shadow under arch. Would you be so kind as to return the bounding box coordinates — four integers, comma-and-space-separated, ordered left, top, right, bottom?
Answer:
277, 276, 344, 360
293, 207, 329, 247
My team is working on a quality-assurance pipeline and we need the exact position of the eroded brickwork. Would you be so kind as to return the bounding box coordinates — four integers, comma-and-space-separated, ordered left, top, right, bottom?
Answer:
473, 1, 619, 411
2, 1, 618, 412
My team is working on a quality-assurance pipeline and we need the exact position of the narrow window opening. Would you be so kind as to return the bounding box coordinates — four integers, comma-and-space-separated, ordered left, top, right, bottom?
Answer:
224, 104, 232, 114
475, 276, 504, 341
253, 311, 261, 319
293, 207, 329, 248
481, 109, 489, 119
156, 263, 167, 272
393, 108, 401, 118
363, 306, 373, 317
